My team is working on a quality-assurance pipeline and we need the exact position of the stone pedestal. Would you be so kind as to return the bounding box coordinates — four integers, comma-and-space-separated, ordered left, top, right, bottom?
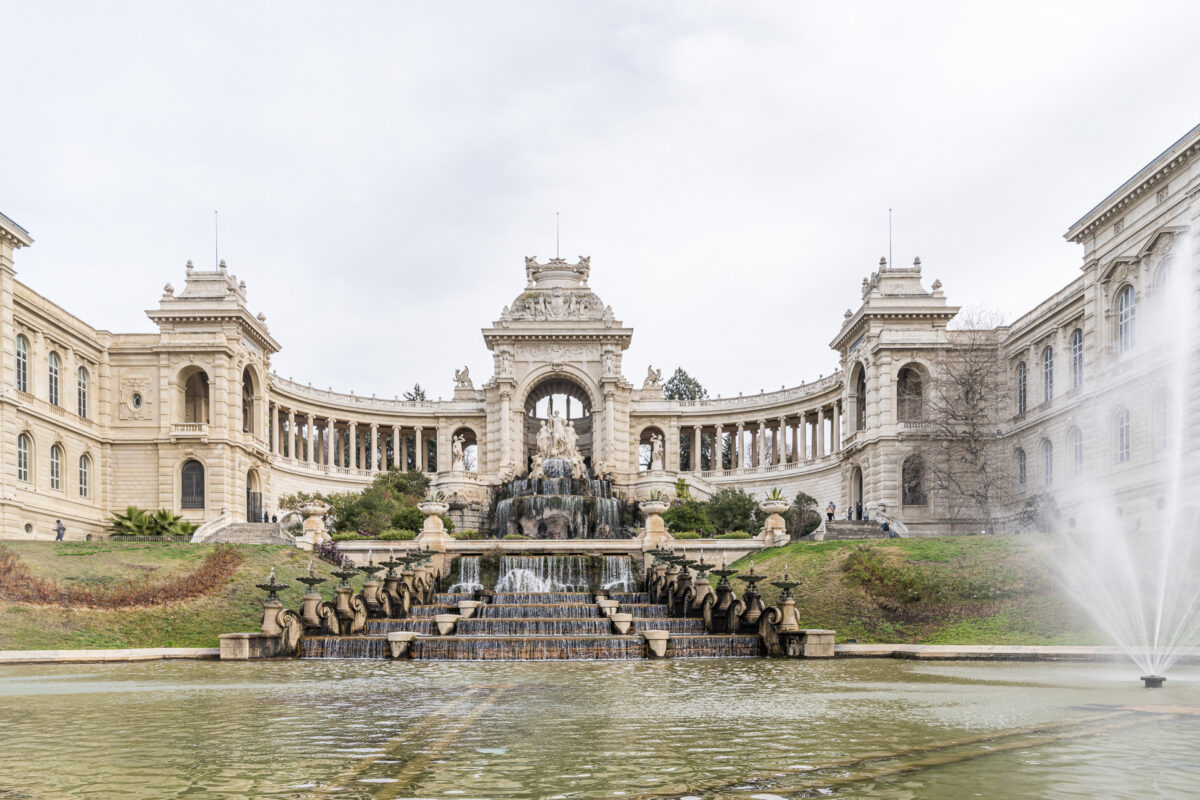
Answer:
435, 614, 460, 635
387, 631, 421, 659
642, 630, 670, 658
758, 499, 789, 546
597, 599, 619, 617
219, 632, 288, 660
638, 500, 673, 550
457, 600, 483, 619
611, 612, 633, 634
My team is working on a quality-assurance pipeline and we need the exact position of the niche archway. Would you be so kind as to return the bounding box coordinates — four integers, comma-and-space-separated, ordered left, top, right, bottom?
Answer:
522, 376, 593, 473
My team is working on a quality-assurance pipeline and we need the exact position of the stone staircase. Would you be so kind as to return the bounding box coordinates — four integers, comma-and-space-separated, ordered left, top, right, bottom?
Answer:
820, 520, 883, 540
204, 523, 296, 546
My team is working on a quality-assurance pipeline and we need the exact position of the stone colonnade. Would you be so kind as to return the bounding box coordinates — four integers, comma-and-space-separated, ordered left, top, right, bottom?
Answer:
680, 400, 843, 473
266, 401, 438, 474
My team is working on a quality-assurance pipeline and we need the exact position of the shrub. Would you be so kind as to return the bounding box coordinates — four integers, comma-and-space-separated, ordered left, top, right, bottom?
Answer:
706, 488, 758, 534
715, 531, 752, 539
377, 529, 418, 541
673, 531, 701, 539
331, 532, 361, 542
452, 529, 486, 540
501, 533, 529, 540
662, 501, 715, 536
108, 506, 197, 538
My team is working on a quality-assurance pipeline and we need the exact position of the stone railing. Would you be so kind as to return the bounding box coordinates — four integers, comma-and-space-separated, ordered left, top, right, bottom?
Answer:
901, 420, 937, 433
676, 373, 843, 409
698, 457, 836, 479
171, 422, 209, 437
269, 374, 484, 413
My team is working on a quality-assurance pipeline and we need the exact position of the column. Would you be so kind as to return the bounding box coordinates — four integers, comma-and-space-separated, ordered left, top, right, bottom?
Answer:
735, 422, 744, 469
776, 416, 786, 465
370, 423, 379, 473
750, 427, 758, 467
286, 409, 296, 459
604, 389, 615, 466
271, 405, 280, 453
832, 401, 842, 451
500, 391, 511, 470
757, 420, 766, 467
392, 426, 401, 470
714, 424, 724, 470
692, 425, 701, 471
358, 428, 366, 469
816, 407, 826, 457
334, 422, 343, 467
306, 413, 316, 464
415, 426, 424, 472
348, 422, 358, 470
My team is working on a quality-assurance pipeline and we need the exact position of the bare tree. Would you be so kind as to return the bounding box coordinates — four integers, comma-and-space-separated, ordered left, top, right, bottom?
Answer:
920, 309, 1015, 530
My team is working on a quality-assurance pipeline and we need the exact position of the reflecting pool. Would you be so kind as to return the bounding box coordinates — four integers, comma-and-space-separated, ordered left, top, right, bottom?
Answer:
0, 659, 1197, 798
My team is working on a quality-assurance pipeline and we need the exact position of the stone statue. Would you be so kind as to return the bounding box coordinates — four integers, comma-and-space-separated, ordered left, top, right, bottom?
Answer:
602, 350, 617, 376
650, 432, 664, 471
537, 421, 552, 458
454, 366, 472, 388
451, 433, 465, 470
644, 366, 663, 388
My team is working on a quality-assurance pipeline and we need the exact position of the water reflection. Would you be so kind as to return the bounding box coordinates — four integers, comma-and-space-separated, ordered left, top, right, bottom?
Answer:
0, 660, 1195, 798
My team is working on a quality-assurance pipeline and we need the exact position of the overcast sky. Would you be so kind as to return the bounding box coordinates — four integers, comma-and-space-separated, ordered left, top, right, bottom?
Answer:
4, 1, 1199, 400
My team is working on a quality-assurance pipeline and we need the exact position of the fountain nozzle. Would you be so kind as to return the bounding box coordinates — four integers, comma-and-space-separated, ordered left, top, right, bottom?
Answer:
1141, 674, 1166, 689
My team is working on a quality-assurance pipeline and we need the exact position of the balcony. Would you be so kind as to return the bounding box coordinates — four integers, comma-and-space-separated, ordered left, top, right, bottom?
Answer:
170, 422, 210, 441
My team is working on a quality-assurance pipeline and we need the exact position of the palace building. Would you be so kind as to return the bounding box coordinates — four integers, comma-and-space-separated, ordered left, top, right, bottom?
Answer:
1, 122, 1197, 540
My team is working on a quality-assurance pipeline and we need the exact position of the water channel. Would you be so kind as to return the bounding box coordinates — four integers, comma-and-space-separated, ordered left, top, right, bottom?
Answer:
0, 659, 1196, 798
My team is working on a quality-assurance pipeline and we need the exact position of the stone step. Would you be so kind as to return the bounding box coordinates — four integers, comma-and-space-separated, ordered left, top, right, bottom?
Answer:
205, 523, 295, 546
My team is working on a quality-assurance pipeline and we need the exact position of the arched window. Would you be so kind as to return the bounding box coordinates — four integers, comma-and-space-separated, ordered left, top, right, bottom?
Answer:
896, 366, 924, 422
854, 365, 867, 430
1070, 329, 1083, 389
1117, 285, 1136, 354
1069, 427, 1083, 477
241, 368, 254, 434
183, 369, 210, 424
1041, 439, 1053, 488
17, 433, 31, 482
1115, 408, 1131, 463
901, 454, 927, 505
181, 460, 205, 509
79, 454, 90, 498
1042, 347, 1054, 403
50, 444, 62, 491
1016, 448, 1027, 493
15, 334, 28, 393
1016, 362, 1027, 414
77, 367, 89, 418
47, 351, 60, 406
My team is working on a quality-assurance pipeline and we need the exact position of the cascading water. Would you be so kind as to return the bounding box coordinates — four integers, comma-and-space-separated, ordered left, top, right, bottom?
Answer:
298, 554, 761, 661
1057, 218, 1200, 680
492, 458, 627, 539
600, 555, 633, 591
448, 556, 482, 593
495, 555, 589, 592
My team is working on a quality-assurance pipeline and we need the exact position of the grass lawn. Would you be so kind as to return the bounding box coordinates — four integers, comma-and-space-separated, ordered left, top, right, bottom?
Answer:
718, 534, 1109, 645
0, 541, 313, 650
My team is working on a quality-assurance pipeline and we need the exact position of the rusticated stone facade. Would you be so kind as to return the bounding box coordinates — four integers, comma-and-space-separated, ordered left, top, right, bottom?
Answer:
0, 122, 1196, 539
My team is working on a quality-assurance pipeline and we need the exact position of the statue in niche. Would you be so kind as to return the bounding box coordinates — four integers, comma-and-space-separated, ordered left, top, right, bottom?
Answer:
532, 411, 586, 479
650, 433, 664, 471
454, 366, 472, 389
602, 350, 618, 376
451, 434, 465, 470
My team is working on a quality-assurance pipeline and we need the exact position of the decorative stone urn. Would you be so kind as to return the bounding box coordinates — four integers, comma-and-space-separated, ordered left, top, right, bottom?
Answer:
758, 496, 790, 545
298, 500, 331, 551
638, 498, 674, 549
415, 498, 453, 573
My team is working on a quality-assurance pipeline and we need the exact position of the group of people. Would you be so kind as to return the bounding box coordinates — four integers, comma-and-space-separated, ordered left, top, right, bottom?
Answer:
823, 500, 896, 537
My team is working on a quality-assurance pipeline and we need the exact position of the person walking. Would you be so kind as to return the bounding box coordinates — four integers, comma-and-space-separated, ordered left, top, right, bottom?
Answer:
262, 510, 269, 523
826, 502, 835, 521
54, 519, 65, 541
